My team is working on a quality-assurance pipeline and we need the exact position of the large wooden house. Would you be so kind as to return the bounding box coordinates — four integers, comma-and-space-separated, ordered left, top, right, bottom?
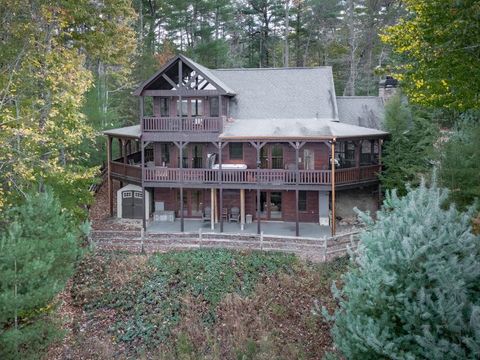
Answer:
104, 55, 388, 236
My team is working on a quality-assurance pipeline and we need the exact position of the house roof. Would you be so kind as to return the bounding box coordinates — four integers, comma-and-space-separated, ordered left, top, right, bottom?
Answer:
132, 55, 236, 96
103, 125, 141, 139
336, 96, 385, 130
212, 67, 338, 121
220, 118, 387, 140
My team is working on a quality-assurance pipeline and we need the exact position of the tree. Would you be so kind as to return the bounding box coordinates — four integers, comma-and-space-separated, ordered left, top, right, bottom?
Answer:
380, 95, 437, 195
382, 0, 480, 111
439, 112, 480, 210
327, 179, 480, 359
0, 190, 83, 359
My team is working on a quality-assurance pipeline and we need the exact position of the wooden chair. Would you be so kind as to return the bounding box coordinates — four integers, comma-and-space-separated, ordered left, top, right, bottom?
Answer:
229, 207, 240, 223
222, 208, 228, 221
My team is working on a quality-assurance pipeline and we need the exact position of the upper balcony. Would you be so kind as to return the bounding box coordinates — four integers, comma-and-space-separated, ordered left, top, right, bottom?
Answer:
142, 116, 223, 133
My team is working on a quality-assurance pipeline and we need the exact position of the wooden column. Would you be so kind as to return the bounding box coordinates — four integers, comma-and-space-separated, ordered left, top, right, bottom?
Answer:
107, 136, 113, 217
355, 140, 361, 181
214, 189, 218, 223
289, 141, 305, 237
141, 139, 146, 231
250, 141, 266, 235
331, 139, 336, 236
179, 141, 185, 232
240, 189, 245, 231
210, 188, 215, 230
218, 141, 224, 233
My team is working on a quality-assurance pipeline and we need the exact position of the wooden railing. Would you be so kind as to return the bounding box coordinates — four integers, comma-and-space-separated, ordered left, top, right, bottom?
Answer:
110, 162, 142, 180
111, 163, 380, 186
142, 116, 223, 132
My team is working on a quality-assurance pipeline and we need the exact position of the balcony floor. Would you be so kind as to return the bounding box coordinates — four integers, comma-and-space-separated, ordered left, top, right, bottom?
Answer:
147, 219, 354, 239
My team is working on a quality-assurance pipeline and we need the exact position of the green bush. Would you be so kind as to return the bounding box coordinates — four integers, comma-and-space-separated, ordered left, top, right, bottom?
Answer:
328, 180, 480, 359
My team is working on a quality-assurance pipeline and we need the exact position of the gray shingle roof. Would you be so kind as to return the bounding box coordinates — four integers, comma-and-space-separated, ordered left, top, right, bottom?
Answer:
336, 96, 385, 130
212, 67, 338, 121
220, 118, 387, 140
103, 125, 141, 139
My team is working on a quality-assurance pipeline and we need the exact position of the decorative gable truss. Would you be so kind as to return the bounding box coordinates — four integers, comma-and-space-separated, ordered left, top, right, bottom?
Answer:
133, 55, 235, 97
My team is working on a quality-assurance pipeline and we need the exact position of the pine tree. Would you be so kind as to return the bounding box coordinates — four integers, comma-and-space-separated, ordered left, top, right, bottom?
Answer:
380, 95, 437, 196
328, 179, 480, 359
0, 190, 82, 359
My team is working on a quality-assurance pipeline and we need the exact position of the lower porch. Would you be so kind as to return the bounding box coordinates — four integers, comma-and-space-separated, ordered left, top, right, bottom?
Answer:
147, 219, 353, 238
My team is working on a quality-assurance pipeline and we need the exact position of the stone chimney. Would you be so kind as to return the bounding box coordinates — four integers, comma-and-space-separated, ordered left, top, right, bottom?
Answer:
379, 76, 399, 103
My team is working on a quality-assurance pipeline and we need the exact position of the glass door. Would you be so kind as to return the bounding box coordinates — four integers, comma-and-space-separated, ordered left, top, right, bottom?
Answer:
256, 191, 283, 220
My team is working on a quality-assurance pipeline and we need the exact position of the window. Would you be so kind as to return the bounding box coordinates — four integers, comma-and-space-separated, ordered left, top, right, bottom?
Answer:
271, 144, 283, 169
176, 99, 188, 116
160, 98, 169, 116
229, 143, 243, 160
192, 99, 203, 116
161, 143, 170, 164
210, 97, 219, 117
304, 149, 314, 170
298, 191, 307, 211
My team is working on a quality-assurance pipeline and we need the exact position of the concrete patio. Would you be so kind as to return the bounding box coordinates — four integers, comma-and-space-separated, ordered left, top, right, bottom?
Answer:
147, 219, 353, 238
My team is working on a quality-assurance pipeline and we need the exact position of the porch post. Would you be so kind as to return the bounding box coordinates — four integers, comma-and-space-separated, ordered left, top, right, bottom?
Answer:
240, 189, 245, 231
289, 141, 306, 237
355, 140, 361, 181
179, 141, 184, 232
331, 139, 336, 236
219, 141, 224, 233
141, 139, 146, 232
250, 141, 267, 235
107, 135, 113, 217
210, 187, 215, 230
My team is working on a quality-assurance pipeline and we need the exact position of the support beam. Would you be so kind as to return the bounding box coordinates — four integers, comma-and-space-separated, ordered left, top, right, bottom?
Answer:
331, 139, 336, 236
288, 141, 306, 237
219, 140, 224, 233
107, 136, 113, 217
240, 189, 245, 231
210, 188, 215, 230
378, 139, 383, 207
141, 140, 146, 232
251, 141, 267, 235
179, 140, 184, 232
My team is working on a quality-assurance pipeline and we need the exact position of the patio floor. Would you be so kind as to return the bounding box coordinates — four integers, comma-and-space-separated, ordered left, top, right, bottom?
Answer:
147, 219, 353, 238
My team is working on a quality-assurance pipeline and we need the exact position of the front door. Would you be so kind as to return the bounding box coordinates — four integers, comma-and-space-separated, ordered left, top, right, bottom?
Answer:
179, 189, 204, 217
257, 191, 283, 220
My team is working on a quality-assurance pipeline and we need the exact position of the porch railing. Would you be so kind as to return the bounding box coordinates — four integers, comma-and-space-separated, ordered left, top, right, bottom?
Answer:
142, 116, 223, 132
110, 162, 380, 186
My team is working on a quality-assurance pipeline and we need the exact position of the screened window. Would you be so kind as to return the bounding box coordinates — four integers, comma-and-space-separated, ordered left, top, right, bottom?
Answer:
176, 99, 188, 117
271, 144, 284, 169
229, 143, 243, 160
298, 191, 307, 211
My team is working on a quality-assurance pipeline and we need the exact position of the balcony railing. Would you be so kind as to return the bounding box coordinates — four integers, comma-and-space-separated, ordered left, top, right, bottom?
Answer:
110, 162, 380, 186
142, 116, 223, 132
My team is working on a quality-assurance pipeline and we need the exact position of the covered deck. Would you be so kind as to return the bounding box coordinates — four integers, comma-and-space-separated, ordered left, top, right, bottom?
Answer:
147, 219, 353, 239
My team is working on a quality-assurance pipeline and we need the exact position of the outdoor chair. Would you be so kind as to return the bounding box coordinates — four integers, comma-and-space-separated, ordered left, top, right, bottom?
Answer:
202, 207, 212, 222
222, 208, 228, 221
229, 207, 240, 223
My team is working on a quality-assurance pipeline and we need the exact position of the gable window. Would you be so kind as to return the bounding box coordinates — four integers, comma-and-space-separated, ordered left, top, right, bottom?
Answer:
229, 143, 243, 160
298, 191, 307, 211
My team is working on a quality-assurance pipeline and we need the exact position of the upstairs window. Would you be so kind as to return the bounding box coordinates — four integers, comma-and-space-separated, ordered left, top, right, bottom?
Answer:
161, 143, 170, 164
335, 141, 355, 168
160, 98, 169, 117
192, 99, 203, 116
229, 143, 243, 160
210, 97, 219, 117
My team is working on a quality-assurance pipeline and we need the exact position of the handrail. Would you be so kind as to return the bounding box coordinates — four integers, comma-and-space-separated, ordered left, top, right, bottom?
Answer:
110, 163, 381, 186
142, 116, 223, 132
